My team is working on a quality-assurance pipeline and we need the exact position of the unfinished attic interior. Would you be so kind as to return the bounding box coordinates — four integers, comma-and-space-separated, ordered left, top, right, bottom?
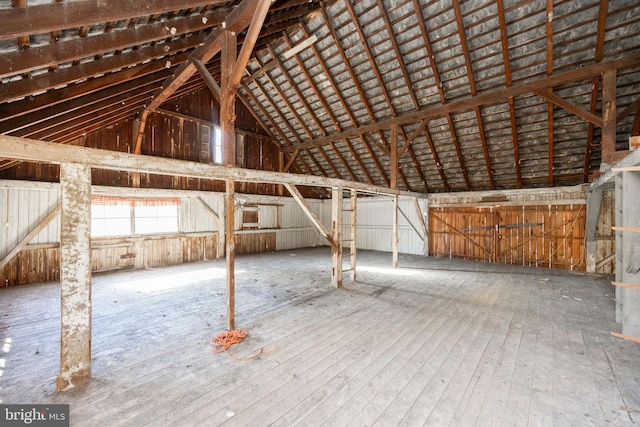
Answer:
1, 0, 640, 424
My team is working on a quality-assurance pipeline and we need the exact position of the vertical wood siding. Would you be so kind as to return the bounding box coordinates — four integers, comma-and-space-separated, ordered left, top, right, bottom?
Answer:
429, 204, 587, 271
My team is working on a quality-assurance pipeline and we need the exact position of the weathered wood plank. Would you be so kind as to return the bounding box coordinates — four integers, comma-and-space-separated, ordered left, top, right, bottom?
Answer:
56, 163, 92, 391
0, 135, 428, 199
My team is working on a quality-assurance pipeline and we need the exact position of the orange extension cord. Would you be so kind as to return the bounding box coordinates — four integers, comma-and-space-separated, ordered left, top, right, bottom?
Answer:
211, 328, 263, 360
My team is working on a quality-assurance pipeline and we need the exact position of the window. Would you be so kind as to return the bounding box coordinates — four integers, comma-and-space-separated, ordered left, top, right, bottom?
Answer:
91, 196, 180, 237
213, 126, 223, 164
91, 203, 131, 237
134, 205, 178, 234
240, 204, 280, 230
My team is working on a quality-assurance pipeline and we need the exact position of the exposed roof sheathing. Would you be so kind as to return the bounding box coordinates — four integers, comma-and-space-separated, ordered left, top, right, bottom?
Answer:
1, 0, 639, 193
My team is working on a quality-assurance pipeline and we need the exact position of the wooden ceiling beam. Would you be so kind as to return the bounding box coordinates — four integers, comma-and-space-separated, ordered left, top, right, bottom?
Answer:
134, 0, 269, 154
282, 53, 640, 153
0, 0, 230, 41
452, 0, 493, 190
0, 71, 172, 135
346, 0, 425, 192
533, 89, 604, 127
497, 0, 522, 188
546, 0, 555, 187
299, 21, 388, 187
1, 135, 428, 198
0, 11, 224, 80
326, 4, 408, 190
0, 38, 201, 104
411, 1, 465, 190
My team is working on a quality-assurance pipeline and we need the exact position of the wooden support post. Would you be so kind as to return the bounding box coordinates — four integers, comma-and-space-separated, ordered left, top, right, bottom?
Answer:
331, 186, 343, 288
221, 30, 237, 167
602, 69, 617, 164
278, 152, 285, 197
216, 194, 225, 259
56, 163, 92, 392
585, 187, 603, 273
350, 189, 357, 282
390, 124, 398, 190
393, 195, 399, 267
225, 179, 235, 330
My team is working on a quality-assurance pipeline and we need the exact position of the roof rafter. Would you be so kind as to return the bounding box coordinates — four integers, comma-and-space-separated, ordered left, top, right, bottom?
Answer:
281, 53, 640, 153
411, 0, 463, 190
452, 0, 494, 190
496, 0, 523, 188
282, 32, 373, 184
583, 0, 608, 182
0, 0, 229, 41
300, 19, 389, 187
269, 42, 358, 181
546, 0, 555, 187
134, 0, 269, 154
0, 11, 226, 80
321, 6, 407, 189
349, 0, 429, 192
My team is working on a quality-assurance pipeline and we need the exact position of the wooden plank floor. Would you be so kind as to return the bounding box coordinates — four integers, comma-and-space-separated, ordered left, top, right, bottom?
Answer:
1, 247, 639, 426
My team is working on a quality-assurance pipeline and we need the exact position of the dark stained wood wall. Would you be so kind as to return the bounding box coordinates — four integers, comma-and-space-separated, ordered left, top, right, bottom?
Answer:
0, 87, 290, 196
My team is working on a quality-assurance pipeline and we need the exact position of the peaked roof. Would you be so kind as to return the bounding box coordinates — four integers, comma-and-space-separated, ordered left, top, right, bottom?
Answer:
1, 0, 639, 193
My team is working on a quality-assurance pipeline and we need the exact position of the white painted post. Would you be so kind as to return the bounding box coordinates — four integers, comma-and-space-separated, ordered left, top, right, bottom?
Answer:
350, 189, 357, 282
393, 195, 399, 267
57, 163, 92, 391
331, 186, 343, 288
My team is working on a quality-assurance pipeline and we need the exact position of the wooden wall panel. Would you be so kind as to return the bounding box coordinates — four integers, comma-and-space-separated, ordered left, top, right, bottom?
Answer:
595, 188, 615, 274
429, 204, 586, 271
234, 232, 276, 255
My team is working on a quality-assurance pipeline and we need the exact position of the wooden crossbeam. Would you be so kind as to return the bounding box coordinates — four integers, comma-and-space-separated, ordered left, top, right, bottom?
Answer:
0, 203, 61, 272
284, 183, 334, 246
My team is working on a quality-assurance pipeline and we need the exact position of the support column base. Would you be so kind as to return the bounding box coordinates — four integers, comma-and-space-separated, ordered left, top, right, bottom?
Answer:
56, 367, 91, 392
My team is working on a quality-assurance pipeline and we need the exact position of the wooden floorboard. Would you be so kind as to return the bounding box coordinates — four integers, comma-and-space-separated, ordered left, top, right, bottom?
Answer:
1, 247, 639, 426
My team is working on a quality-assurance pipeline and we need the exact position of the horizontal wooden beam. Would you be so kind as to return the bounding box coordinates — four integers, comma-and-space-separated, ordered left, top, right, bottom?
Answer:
0, 12, 224, 80
282, 53, 640, 152
612, 226, 640, 233
0, 0, 229, 41
612, 281, 640, 290
0, 135, 428, 199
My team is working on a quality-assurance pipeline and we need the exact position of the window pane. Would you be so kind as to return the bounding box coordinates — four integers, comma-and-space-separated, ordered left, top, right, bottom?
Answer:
134, 205, 178, 234
214, 126, 223, 164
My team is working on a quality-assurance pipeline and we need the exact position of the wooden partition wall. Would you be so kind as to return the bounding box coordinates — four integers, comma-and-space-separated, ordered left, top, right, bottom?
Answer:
429, 204, 586, 271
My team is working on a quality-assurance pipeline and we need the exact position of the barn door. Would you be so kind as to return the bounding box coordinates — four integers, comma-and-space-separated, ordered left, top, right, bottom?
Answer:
429, 204, 585, 271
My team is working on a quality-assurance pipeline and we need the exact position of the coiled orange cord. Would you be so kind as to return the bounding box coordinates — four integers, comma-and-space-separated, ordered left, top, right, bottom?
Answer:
211, 328, 263, 360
